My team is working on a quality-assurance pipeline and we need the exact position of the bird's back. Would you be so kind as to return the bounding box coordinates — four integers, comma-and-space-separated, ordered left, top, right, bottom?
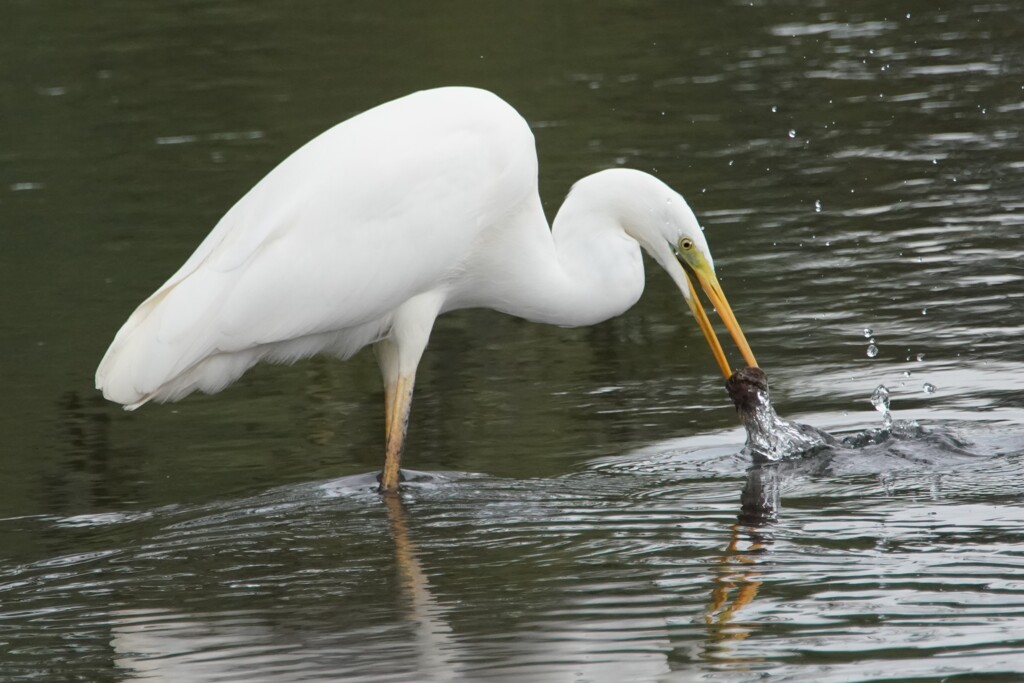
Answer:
96, 87, 540, 408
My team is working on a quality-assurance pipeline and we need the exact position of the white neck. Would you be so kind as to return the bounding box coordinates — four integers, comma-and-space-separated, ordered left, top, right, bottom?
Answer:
450, 177, 660, 327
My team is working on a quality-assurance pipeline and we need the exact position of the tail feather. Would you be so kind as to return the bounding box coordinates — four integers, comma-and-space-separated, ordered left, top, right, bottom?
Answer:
95, 289, 175, 408
96, 298, 262, 409
96, 279, 392, 409
95, 273, 225, 407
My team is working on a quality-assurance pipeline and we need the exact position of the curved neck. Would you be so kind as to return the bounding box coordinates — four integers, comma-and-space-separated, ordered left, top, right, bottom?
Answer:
455, 194, 646, 327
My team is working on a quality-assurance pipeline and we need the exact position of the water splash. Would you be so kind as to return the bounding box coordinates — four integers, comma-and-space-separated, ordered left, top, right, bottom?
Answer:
870, 384, 890, 412
870, 384, 893, 429
727, 368, 838, 463
838, 382, 930, 447
725, 370, 940, 467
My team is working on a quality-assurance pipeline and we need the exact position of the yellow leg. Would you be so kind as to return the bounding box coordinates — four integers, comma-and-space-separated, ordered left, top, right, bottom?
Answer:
379, 373, 415, 495
383, 378, 396, 443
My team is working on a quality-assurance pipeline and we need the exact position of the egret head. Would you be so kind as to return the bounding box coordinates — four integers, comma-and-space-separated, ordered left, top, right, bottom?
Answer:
671, 223, 758, 378
599, 168, 758, 378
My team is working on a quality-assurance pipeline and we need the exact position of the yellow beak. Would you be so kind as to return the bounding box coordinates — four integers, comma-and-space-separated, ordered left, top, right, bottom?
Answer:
680, 258, 758, 379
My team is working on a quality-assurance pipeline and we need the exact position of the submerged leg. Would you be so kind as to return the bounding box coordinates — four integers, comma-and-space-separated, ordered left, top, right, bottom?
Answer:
380, 373, 415, 495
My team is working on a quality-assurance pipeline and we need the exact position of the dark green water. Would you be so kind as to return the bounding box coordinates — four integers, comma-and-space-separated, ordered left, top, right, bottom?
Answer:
2, 1, 1024, 680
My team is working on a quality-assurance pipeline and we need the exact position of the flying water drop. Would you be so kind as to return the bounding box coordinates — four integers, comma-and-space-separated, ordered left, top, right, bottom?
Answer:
863, 328, 873, 338
866, 343, 879, 358
916, 352, 925, 362
788, 129, 797, 138
815, 199, 822, 212
871, 384, 893, 428
923, 382, 936, 394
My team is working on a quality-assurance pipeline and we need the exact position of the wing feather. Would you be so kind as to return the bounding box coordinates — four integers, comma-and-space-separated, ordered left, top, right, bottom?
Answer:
96, 87, 537, 406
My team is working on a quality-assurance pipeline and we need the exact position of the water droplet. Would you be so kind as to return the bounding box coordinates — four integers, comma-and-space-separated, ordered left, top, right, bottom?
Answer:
871, 384, 890, 413
863, 328, 873, 338
871, 384, 893, 429
923, 382, 936, 394
788, 129, 796, 138
866, 344, 879, 358
771, 105, 778, 113
902, 370, 911, 378
916, 353, 925, 362
814, 199, 822, 212
921, 307, 928, 315
728, 159, 734, 166
906, 11, 911, 18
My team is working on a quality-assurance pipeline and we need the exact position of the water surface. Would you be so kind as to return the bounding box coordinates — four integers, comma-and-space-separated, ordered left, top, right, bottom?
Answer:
2, 1, 1023, 680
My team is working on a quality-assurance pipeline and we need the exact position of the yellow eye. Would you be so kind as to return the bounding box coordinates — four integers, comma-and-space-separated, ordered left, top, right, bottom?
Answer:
680, 238, 694, 251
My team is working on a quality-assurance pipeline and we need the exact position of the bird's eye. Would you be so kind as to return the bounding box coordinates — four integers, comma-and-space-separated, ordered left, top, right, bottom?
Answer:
680, 238, 694, 251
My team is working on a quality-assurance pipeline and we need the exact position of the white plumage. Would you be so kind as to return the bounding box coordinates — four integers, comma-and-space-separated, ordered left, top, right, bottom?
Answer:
96, 86, 755, 492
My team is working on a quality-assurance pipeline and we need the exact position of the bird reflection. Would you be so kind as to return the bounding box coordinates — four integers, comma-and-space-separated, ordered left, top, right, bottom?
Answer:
383, 494, 459, 678
110, 490, 460, 681
702, 465, 780, 664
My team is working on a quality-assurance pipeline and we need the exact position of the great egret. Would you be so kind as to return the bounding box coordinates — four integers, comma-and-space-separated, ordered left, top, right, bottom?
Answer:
96, 86, 757, 494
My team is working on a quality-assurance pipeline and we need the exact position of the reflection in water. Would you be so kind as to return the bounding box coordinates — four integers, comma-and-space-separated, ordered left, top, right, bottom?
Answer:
383, 494, 460, 681
111, 609, 277, 682
702, 466, 779, 667
105, 472, 788, 681
738, 466, 780, 528
4, 430, 1024, 680
109, 491, 460, 682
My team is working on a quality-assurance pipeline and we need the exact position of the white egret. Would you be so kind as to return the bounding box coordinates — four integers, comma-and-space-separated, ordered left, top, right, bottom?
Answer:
96, 86, 757, 494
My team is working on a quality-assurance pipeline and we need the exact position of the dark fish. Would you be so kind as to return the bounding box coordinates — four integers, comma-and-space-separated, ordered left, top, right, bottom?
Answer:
726, 367, 838, 463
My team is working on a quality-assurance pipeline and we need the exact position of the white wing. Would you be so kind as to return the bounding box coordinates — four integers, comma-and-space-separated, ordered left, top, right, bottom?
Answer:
96, 87, 538, 407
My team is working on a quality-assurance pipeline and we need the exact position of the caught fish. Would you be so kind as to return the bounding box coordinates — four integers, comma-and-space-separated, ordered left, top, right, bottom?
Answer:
725, 367, 838, 463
